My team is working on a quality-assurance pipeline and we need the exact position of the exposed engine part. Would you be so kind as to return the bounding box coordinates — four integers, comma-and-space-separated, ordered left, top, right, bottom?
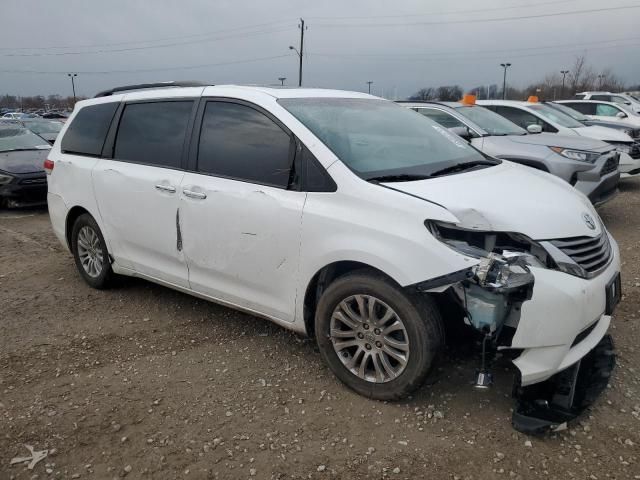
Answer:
474, 333, 494, 389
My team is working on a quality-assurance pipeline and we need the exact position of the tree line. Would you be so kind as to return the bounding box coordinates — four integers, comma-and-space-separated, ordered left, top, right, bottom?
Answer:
0, 94, 87, 111
409, 55, 639, 102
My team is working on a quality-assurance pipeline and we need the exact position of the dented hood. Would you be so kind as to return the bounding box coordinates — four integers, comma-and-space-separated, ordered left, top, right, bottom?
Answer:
385, 161, 602, 240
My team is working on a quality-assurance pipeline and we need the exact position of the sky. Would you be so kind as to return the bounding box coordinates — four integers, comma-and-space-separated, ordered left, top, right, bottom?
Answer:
1, 0, 639, 99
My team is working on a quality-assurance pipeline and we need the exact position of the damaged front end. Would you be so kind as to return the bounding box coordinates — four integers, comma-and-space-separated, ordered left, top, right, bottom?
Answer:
418, 220, 616, 434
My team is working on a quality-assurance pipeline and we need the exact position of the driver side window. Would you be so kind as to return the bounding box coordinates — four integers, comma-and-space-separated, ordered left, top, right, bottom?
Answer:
416, 108, 465, 129
494, 106, 557, 133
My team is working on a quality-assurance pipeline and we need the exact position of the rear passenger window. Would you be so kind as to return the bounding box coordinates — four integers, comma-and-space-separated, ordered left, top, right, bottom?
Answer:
61, 102, 118, 156
197, 102, 293, 188
114, 101, 193, 168
565, 103, 596, 115
591, 95, 611, 101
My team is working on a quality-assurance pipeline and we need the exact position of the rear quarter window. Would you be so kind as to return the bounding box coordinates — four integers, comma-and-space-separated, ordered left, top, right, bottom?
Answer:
61, 102, 119, 156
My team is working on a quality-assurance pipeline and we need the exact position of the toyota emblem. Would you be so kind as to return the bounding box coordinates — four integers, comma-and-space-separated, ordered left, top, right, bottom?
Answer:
583, 213, 596, 230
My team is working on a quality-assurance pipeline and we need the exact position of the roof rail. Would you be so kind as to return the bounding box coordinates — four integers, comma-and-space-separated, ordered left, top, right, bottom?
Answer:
94, 81, 209, 98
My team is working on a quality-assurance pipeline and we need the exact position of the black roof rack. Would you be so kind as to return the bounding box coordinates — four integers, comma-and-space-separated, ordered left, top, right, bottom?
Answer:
94, 81, 209, 98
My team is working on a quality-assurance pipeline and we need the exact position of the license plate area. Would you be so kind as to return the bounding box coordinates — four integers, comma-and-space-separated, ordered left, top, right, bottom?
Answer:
605, 272, 621, 315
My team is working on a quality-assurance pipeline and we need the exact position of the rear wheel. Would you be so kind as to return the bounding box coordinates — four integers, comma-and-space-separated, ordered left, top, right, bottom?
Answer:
71, 213, 113, 289
315, 272, 443, 400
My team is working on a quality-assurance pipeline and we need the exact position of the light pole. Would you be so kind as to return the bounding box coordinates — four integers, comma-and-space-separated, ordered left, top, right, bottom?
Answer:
278, 77, 286, 86
366, 81, 373, 94
288, 18, 305, 87
560, 70, 569, 98
67, 73, 78, 104
500, 63, 511, 99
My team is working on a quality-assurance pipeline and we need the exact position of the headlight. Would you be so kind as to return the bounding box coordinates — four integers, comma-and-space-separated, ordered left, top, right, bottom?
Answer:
0, 173, 14, 185
549, 147, 600, 163
426, 220, 550, 268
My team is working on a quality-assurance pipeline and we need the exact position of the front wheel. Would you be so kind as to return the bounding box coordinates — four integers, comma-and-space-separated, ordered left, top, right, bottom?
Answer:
315, 272, 443, 400
71, 213, 113, 289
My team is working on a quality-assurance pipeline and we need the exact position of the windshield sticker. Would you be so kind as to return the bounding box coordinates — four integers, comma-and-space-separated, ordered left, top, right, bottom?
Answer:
431, 125, 468, 149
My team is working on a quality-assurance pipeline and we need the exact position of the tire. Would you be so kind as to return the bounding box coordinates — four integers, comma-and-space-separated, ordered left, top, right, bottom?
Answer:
315, 271, 443, 400
71, 213, 113, 289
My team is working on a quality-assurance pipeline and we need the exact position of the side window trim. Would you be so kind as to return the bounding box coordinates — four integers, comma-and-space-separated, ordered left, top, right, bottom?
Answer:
187, 97, 297, 190
104, 98, 198, 170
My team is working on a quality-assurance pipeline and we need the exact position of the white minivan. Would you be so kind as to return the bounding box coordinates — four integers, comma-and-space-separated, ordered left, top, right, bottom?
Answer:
47, 83, 620, 433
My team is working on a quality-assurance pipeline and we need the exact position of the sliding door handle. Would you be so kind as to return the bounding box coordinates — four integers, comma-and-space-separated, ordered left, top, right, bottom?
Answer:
183, 189, 207, 200
155, 184, 176, 193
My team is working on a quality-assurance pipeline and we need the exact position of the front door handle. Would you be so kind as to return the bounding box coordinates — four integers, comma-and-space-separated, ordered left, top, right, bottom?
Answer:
155, 184, 176, 193
183, 189, 207, 200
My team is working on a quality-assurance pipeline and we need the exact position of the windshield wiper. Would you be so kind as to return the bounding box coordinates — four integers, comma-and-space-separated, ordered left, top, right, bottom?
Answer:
366, 173, 432, 183
429, 159, 497, 177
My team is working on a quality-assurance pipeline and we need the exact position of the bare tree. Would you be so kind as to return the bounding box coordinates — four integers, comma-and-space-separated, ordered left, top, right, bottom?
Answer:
408, 87, 436, 101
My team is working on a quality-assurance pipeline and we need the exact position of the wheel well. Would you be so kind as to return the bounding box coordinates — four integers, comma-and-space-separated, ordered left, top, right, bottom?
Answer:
65, 206, 90, 250
303, 261, 396, 338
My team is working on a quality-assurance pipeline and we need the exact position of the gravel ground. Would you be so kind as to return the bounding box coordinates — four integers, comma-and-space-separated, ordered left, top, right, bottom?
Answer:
1, 179, 639, 480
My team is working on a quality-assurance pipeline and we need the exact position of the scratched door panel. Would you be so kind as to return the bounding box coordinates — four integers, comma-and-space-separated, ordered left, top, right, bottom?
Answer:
179, 172, 306, 322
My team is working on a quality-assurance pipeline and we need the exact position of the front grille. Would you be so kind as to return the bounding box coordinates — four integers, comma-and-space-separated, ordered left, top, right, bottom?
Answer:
19, 177, 47, 185
630, 142, 640, 160
550, 232, 612, 276
600, 155, 619, 176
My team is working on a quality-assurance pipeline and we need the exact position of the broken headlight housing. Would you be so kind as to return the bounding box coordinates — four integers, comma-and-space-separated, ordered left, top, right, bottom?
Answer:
426, 220, 550, 269
549, 147, 600, 164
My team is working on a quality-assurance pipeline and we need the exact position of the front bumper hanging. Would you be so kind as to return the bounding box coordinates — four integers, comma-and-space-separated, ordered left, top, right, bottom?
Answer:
512, 334, 616, 435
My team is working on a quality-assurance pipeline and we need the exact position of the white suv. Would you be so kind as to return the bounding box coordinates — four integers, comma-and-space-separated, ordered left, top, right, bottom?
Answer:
47, 83, 620, 433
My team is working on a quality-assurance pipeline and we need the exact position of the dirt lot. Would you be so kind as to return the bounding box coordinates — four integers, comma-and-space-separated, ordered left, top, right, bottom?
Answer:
1, 180, 639, 480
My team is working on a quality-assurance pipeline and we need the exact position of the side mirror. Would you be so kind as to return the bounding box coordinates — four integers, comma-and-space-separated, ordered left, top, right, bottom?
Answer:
449, 126, 472, 140
527, 124, 543, 134
616, 111, 627, 119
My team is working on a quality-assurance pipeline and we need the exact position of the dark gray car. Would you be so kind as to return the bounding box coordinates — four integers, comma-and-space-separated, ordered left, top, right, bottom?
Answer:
401, 101, 620, 206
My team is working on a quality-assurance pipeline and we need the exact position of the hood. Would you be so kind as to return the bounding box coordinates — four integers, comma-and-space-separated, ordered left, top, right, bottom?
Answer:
573, 125, 632, 142
505, 132, 611, 152
0, 148, 49, 174
384, 162, 602, 240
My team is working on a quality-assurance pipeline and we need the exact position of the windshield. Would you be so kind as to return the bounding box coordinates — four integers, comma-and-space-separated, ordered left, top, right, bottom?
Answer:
528, 104, 584, 128
23, 120, 62, 135
454, 105, 526, 136
0, 127, 51, 152
279, 98, 487, 179
547, 103, 588, 122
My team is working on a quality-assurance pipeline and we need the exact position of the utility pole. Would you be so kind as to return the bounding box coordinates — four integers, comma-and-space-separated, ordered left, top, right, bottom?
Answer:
597, 74, 604, 89
68, 73, 78, 104
366, 81, 373, 94
288, 18, 306, 87
500, 63, 511, 99
560, 70, 569, 98
278, 77, 287, 86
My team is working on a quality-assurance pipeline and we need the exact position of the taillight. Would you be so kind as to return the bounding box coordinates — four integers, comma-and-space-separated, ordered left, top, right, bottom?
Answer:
44, 159, 54, 175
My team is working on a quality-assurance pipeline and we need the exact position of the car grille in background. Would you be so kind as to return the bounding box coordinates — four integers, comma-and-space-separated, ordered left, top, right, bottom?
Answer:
600, 155, 619, 176
630, 142, 640, 160
550, 232, 612, 276
19, 177, 47, 185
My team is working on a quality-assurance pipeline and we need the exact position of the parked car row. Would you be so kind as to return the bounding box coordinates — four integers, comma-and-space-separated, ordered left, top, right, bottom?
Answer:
42, 82, 624, 434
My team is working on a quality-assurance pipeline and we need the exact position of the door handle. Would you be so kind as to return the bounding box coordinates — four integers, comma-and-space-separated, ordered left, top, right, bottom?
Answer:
155, 184, 176, 193
183, 189, 207, 200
